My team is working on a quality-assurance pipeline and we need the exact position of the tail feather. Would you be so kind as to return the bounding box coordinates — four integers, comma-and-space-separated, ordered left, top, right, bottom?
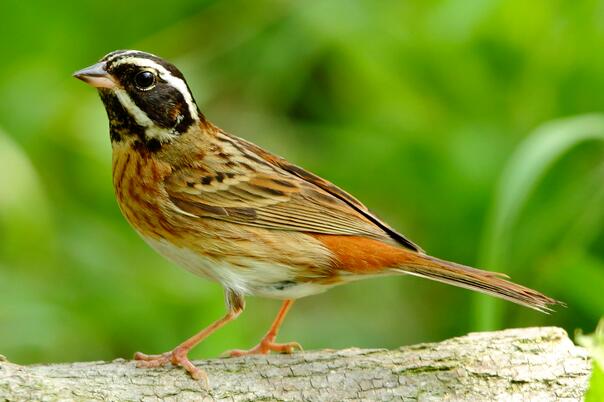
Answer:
395, 254, 562, 313
311, 233, 562, 312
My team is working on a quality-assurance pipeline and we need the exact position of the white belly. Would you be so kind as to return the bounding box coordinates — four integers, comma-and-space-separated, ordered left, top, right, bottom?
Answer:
143, 237, 332, 299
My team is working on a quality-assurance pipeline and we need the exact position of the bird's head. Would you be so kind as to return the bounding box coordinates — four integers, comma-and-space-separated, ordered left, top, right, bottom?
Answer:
74, 50, 202, 150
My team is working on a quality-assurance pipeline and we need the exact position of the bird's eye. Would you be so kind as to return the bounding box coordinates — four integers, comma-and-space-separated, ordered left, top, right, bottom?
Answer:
134, 71, 156, 90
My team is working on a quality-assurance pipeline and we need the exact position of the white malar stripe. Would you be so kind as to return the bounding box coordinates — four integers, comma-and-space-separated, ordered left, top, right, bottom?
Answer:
111, 56, 200, 123
113, 88, 153, 126
113, 88, 178, 143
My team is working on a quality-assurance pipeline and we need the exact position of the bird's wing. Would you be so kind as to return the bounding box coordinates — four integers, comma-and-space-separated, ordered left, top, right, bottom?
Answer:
166, 168, 396, 241
165, 131, 422, 252
232, 134, 422, 252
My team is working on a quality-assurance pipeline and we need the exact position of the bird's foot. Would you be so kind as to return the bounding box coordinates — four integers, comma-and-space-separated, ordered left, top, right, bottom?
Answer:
225, 336, 302, 357
134, 348, 208, 384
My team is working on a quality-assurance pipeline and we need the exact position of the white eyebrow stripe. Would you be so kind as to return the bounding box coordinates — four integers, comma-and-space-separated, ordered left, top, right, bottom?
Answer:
104, 50, 145, 63
111, 56, 200, 123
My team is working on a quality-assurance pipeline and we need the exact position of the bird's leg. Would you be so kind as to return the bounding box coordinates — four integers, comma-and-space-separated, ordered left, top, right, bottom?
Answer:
226, 299, 301, 357
134, 290, 244, 383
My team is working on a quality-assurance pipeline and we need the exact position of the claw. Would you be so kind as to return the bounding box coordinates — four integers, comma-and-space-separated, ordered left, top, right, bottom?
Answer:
134, 349, 208, 387
134, 351, 171, 366
225, 339, 303, 357
129, 307, 241, 387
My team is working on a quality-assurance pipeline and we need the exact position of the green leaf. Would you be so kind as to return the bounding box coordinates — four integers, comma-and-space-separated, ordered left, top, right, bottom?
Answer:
577, 319, 604, 401
585, 364, 604, 402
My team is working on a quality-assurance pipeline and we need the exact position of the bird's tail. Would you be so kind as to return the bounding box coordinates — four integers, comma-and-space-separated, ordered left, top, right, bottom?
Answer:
393, 253, 562, 313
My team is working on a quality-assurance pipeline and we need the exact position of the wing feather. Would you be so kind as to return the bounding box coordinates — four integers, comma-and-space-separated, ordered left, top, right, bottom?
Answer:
167, 170, 393, 241
164, 131, 422, 251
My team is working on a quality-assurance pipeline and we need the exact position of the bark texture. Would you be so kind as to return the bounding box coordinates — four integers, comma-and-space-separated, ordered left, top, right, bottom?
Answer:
0, 327, 591, 401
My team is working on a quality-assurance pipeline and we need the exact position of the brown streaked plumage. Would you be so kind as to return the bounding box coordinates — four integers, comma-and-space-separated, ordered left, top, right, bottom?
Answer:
74, 50, 562, 384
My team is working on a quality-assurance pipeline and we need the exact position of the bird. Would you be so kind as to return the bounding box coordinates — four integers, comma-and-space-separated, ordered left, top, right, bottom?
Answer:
73, 50, 561, 383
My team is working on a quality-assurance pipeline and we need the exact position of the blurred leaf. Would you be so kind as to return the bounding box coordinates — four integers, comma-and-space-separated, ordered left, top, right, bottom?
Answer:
577, 319, 604, 402
586, 367, 604, 402
484, 115, 604, 264
475, 114, 604, 330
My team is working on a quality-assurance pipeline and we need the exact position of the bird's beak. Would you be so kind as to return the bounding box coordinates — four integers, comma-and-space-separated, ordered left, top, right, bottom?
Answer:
73, 62, 116, 89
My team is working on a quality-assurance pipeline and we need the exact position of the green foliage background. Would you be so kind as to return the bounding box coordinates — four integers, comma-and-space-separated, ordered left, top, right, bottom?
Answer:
0, 0, 602, 364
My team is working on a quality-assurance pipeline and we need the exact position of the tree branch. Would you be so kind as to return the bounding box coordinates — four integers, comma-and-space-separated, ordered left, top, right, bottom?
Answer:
0, 327, 591, 401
